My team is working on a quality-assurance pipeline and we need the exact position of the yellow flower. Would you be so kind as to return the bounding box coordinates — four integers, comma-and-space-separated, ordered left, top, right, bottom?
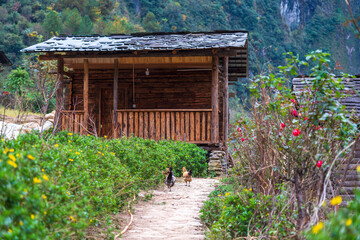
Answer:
70, 216, 77, 221
4, 147, 9, 154
346, 219, 352, 226
111, 152, 115, 156
42, 194, 47, 199
10, 149, 14, 152
225, 192, 230, 196
8, 154, 16, 162
44, 211, 47, 215
42, 169, 44, 172
330, 196, 342, 206
312, 222, 324, 234
8, 229, 12, 233
69, 149, 72, 152
31, 214, 35, 220
33, 177, 41, 184
66, 191, 70, 195
19, 221, 23, 226
54, 144, 59, 147
223, 206, 226, 209
68, 140, 72, 143
357, 165, 360, 172
98, 151, 102, 154
42, 174, 49, 181
104, 135, 107, 138
68, 133, 73, 136
16, 153, 21, 158
249, 188, 252, 191
90, 219, 93, 223
75, 152, 80, 155
27, 154, 35, 160
1, 138, 4, 141
218, 194, 221, 197
87, 134, 90, 136
7, 160, 17, 168
69, 158, 74, 162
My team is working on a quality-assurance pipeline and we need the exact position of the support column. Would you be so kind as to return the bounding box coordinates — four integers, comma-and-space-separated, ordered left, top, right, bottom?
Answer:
211, 55, 219, 144
113, 58, 119, 137
223, 56, 229, 143
83, 59, 89, 132
55, 58, 64, 130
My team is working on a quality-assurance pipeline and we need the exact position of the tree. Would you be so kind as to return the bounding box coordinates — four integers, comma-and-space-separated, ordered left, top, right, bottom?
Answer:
142, 12, 160, 32
42, 11, 63, 37
63, 8, 82, 34
57, 0, 87, 13
79, 15, 94, 34
99, 0, 114, 16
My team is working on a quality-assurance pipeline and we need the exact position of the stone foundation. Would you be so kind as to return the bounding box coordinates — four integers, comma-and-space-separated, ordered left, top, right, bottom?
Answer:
208, 150, 227, 176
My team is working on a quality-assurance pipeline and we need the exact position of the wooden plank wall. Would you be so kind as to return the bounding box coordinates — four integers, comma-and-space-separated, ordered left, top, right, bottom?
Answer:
117, 110, 212, 143
65, 68, 213, 136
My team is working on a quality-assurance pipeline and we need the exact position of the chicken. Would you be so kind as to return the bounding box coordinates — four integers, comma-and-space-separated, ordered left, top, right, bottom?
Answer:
165, 167, 176, 191
182, 167, 192, 187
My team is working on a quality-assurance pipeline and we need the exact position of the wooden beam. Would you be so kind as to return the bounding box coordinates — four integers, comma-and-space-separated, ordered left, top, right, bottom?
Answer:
55, 58, 64, 130
36, 48, 241, 61
223, 56, 229, 153
211, 55, 219, 143
113, 58, 119, 137
83, 59, 89, 132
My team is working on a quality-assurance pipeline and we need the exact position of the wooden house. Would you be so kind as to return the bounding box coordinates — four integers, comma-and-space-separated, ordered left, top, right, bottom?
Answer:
22, 31, 249, 152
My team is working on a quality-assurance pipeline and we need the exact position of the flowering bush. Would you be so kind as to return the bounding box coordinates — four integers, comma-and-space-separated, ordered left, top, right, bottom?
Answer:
230, 51, 358, 233
305, 191, 360, 239
0, 132, 208, 239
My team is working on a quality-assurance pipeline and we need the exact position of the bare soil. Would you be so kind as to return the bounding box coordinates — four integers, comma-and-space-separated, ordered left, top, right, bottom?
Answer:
120, 178, 218, 240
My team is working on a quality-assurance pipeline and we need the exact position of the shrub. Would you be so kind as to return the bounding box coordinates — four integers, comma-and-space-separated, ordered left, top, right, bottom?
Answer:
200, 177, 295, 239
0, 132, 208, 239
305, 190, 360, 239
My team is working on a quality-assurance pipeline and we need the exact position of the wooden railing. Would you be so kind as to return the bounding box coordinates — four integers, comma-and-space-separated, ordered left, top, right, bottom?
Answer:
61, 110, 86, 134
116, 109, 212, 143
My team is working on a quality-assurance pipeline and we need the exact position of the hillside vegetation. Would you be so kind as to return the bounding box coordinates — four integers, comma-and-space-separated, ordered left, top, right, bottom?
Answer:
0, 0, 359, 75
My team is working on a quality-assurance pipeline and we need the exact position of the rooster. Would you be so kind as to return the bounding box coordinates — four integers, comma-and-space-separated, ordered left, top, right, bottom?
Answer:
182, 167, 192, 187
165, 167, 176, 191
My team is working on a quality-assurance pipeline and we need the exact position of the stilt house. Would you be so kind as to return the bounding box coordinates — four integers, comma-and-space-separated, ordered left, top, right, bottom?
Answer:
22, 31, 249, 152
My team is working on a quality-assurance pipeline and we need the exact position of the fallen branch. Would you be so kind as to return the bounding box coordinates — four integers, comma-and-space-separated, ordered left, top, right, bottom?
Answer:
114, 194, 136, 240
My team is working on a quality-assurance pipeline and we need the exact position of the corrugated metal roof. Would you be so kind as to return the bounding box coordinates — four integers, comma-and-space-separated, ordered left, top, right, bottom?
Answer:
21, 31, 248, 53
293, 77, 360, 118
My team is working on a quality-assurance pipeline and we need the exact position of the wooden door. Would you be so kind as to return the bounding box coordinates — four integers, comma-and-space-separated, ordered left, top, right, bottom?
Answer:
100, 88, 114, 137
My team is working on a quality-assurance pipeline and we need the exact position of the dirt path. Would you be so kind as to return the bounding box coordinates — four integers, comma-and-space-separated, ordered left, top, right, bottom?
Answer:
121, 178, 218, 240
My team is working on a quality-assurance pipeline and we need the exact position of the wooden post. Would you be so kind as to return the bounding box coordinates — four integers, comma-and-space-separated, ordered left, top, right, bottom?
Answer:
223, 56, 229, 158
55, 58, 64, 131
83, 59, 89, 132
211, 55, 219, 144
113, 58, 119, 137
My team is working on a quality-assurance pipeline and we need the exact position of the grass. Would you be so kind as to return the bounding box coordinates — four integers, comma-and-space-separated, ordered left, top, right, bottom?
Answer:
0, 106, 42, 119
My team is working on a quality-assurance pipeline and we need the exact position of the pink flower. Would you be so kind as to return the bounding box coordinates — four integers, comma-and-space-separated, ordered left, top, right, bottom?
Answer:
281, 123, 285, 128
237, 127, 241, 132
304, 117, 308, 120
291, 99, 296, 103
293, 129, 300, 136
241, 138, 245, 142
291, 109, 298, 117
316, 161, 323, 168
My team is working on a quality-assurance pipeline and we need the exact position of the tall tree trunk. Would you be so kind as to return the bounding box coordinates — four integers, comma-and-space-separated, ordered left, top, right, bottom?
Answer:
294, 170, 306, 232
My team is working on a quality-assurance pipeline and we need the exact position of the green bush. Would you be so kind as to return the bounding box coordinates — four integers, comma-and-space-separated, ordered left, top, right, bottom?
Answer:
305, 190, 360, 239
200, 177, 295, 239
0, 132, 208, 239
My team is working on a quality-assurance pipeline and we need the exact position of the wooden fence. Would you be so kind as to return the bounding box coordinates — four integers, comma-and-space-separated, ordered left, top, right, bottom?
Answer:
61, 110, 86, 134
116, 109, 212, 143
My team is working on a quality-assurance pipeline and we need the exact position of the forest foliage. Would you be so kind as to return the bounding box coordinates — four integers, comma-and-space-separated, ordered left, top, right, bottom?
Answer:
0, 0, 359, 76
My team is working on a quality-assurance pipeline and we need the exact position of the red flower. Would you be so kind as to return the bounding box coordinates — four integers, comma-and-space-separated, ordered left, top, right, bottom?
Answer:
316, 126, 321, 130
293, 129, 300, 136
3, 91, 9, 95
304, 117, 308, 120
291, 109, 298, 117
237, 127, 241, 132
316, 161, 323, 168
234, 148, 236, 151
291, 99, 296, 103
281, 123, 285, 128
241, 138, 245, 142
